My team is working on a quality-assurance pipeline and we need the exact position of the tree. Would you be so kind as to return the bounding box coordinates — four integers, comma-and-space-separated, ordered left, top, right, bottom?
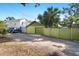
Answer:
68, 16, 77, 27
6, 17, 15, 20
21, 3, 40, 8
63, 3, 79, 17
38, 14, 43, 24
63, 3, 79, 21
0, 21, 5, 27
62, 3, 79, 28
61, 16, 78, 28
37, 7, 60, 28
61, 19, 69, 27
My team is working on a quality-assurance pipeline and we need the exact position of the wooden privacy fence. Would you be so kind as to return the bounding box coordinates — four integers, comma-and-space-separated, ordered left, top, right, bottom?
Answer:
27, 27, 79, 41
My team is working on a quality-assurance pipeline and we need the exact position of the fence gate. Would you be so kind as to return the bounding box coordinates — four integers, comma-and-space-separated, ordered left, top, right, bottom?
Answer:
35, 27, 43, 35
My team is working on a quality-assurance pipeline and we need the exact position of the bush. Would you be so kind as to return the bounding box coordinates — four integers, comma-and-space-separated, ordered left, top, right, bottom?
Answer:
0, 27, 8, 35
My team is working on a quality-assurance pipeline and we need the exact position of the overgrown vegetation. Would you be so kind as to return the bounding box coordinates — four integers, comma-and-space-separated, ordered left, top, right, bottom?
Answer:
61, 3, 79, 28
0, 21, 8, 35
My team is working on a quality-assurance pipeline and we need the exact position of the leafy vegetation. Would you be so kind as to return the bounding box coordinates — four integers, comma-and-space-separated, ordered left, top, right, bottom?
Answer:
6, 17, 15, 20
0, 27, 8, 35
37, 7, 60, 28
62, 3, 79, 28
0, 21, 6, 27
21, 3, 40, 8
63, 3, 79, 17
0, 21, 7, 35
61, 16, 78, 28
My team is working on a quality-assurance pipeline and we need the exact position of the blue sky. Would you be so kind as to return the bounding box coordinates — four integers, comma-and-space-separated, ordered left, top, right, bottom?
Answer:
0, 3, 69, 21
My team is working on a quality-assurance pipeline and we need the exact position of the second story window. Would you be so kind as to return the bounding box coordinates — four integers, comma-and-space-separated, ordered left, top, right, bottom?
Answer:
22, 22, 23, 25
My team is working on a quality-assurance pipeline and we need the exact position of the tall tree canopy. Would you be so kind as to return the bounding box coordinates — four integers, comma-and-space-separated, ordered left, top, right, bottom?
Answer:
37, 7, 60, 28
62, 3, 79, 28
62, 16, 77, 28
6, 17, 15, 20
63, 3, 79, 16
21, 3, 40, 8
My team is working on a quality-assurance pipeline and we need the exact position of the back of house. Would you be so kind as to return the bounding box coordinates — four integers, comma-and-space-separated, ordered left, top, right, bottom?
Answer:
5, 18, 31, 32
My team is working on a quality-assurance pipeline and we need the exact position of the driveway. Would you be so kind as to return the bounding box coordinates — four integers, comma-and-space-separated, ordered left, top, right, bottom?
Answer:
6, 33, 79, 56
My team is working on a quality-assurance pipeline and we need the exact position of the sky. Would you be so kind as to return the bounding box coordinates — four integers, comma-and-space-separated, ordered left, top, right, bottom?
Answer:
0, 3, 69, 21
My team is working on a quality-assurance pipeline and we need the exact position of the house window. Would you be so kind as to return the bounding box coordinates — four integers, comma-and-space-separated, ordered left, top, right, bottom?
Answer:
22, 22, 24, 25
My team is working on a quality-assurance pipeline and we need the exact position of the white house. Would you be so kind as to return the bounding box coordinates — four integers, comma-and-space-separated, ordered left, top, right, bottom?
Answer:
5, 18, 31, 32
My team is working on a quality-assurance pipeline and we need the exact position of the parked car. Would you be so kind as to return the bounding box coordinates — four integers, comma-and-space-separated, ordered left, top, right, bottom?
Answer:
8, 27, 22, 33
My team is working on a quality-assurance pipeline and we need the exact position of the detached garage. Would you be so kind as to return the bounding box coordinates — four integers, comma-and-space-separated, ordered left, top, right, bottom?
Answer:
26, 21, 44, 34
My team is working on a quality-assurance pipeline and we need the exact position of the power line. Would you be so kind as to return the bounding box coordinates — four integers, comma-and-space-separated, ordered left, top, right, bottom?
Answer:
6, 4, 28, 18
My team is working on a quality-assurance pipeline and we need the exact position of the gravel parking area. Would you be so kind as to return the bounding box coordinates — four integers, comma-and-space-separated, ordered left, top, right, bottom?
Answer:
6, 33, 79, 56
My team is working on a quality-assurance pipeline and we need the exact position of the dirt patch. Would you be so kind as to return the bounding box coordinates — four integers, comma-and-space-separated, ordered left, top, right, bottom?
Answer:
0, 41, 66, 56
0, 34, 66, 56
0, 35, 15, 43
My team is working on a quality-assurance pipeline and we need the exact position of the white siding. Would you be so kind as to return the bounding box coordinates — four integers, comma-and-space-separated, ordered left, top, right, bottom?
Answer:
20, 19, 27, 27
6, 19, 31, 32
6, 21, 20, 28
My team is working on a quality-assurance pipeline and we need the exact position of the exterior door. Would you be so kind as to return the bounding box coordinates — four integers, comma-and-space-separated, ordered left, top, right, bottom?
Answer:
35, 27, 43, 35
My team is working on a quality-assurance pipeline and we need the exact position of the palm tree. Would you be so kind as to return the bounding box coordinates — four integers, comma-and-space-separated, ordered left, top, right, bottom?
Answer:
38, 7, 60, 28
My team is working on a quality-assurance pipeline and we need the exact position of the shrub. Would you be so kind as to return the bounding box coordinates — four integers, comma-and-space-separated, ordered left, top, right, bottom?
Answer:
0, 27, 8, 35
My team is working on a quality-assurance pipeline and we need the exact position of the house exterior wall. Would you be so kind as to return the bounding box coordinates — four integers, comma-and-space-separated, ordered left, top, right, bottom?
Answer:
6, 19, 31, 32
6, 20, 20, 28
20, 19, 28, 27
20, 20, 27, 32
